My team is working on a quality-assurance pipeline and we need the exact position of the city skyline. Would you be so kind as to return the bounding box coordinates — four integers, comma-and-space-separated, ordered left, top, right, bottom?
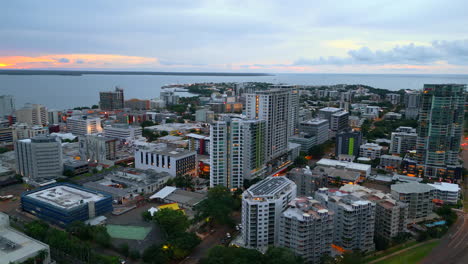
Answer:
1, 0, 468, 73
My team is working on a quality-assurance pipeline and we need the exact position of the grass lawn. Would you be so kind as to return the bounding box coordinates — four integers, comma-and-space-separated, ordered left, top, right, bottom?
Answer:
364, 241, 418, 263
106, 224, 152, 240
374, 240, 439, 264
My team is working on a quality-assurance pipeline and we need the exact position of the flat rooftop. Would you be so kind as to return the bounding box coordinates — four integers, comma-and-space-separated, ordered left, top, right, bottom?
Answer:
427, 182, 460, 192
248, 176, 293, 196
0, 228, 49, 263
26, 185, 105, 209
391, 182, 435, 194
319, 107, 341, 112
316, 158, 371, 172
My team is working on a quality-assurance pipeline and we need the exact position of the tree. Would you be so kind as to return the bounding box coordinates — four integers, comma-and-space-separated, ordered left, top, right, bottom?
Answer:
118, 243, 130, 258
169, 174, 194, 189
340, 251, 363, 264
92, 105, 99, 109
195, 186, 236, 225
200, 246, 262, 264
142, 211, 153, 222
67, 221, 93, 240
294, 155, 308, 167
142, 244, 170, 264
167, 232, 201, 259
141, 120, 155, 128
129, 249, 140, 260
153, 208, 190, 237
264, 247, 303, 264
160, 131, 169, 136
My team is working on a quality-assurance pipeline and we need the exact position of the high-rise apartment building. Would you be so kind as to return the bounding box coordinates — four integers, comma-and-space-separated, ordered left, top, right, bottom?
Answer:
15, 135, 63, 180
390, 126, 417, 154
210, 118, 266, 189
47, 109, 63, 124
15, 104, 48, 126
246, 89, 298, 160
391, 182, 435, 222
66, 116, 102, 136
160, 90, 180, 106
335, 131, 362, 157
404, 90, 421, 120
0, 95, 15, 117
241, 176, 296, 251
315, 188, 376, 252
279, 197, 333, 264
416, 84, 465, 180
331, 111, 349, 132
386, 93, 401, 105
99, 87, 124, 110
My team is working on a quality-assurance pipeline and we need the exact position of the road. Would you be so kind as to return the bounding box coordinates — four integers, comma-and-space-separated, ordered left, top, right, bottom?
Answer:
180, 225, 231, 264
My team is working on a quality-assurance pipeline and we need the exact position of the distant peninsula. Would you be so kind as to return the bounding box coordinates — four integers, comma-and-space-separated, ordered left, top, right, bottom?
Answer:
0, 69, 273, 77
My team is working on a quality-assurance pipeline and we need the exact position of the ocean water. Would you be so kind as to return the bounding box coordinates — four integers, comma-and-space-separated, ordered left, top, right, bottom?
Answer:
2, 73, 468, 109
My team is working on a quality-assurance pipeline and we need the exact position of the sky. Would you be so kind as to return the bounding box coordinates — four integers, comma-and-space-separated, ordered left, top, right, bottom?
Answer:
2, 0, 468, 73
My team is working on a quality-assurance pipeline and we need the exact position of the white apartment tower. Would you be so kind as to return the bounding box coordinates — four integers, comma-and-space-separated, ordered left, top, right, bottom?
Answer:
0, 95, 15, 117
241, 176, 297, 251
210, 118, 266, 189
15, 135, 63, 180
15, 104, 48, 126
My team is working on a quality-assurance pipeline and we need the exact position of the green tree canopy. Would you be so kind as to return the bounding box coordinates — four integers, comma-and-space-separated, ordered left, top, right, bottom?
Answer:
153, 208, 190, 237
195, 185, 236, 225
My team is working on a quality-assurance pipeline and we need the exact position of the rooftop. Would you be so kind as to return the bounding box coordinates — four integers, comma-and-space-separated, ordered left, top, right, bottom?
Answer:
316, 158, 371, 172
282, 197, 332, 221
0, 225, 49, 264
25, 184, 106, 209
248, 176, 293, 197
391, 182, 435, 194
319, 107, 342, 112
300, 118, 328, 125
186, 133, 210, 140
136, 143, 196, 158
427, 182, 460, 192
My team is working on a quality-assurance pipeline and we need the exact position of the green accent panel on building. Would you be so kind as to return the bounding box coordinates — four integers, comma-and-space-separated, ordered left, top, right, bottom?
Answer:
348, 138, 354, 155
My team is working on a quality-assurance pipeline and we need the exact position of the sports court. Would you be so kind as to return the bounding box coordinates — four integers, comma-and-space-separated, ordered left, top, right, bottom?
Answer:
106, 224, 152, 240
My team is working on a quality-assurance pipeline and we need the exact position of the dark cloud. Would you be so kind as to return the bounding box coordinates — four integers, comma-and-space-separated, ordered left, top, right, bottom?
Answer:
56, 58, 70, 63
294, 40, 468, 66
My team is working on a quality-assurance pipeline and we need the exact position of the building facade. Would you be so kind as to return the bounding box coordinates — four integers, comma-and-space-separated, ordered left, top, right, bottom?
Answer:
404, 90, 421, 120
103, 124, 142, 141
359, 143, 383, 160
0, 95, 15, 117
416, 84, 466, 180
390, 126, 417, 155
391, 183, 435, 222
210, 118, 266, 189
299, 118, 329, 145
66, 116, 103, 136
79, 134, 117, 164
15, 136, 63, 180
15, 104, 48, 126
241, 177, 296, 251
99, 87, 124, 110
278, 197, 333, 264
335, 131, 362, 157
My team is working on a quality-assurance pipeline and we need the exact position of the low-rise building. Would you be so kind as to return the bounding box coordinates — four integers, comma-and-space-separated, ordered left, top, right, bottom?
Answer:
359, 143, 382, 160
150, 186, 207, 209
278, 197, 333, 264
313, 165, 362, 185
288, 134, 316, 152
21, 183, 113, 227
316, 158, 371, 178
384, 112, 402, 120
391, 183, 435, 222
83, 168, 170, 204
12, 123, 49, 141
103, 124, 142, 142
135, 143, 197, 177
67, 116, 102, 136
427, 182, 460, 204
0, 212, 51, 264
380, 155, 403, 170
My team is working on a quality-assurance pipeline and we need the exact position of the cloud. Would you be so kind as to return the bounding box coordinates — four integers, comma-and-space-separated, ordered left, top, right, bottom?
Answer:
294, 39, 468, 66
0, 54, 158, 69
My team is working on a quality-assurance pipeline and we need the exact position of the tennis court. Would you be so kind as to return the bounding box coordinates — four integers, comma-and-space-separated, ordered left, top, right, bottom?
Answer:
106, 224, 152, 240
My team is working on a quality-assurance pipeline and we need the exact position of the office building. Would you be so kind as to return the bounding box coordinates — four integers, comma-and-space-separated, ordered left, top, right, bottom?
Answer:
241, 177, 297, 250
21, 183, 113, 227
195, 108, 215, 123
103, 124, 142, 142
416, 84, 466, 180
99, 87, 124, 110
299, 119, 329, 145
390, 126, 417, 154
125, 98, 151, 110
135, 143, 197, 177
391, 182, 435, 222
245, 89, 297, 160
335, 131, 362, 157
210, 118, 266, 189
386, 93, 401, 105
362, 106, 381, 119
359, 143, 382, 160
12, 123, 49, 141
0, 127, 13, 145
0, 212, 51, 264
427, 182, 460, 204
288, 134, 316, 152
287, 167, 326, 196
315, 188, 376, 252
318, 107, 342, 121
15, 104, 48, 126
340, 184, 408, 242
331, 111, 349, 132
404, 90, 421, 120
0, 95, 15, 117
160, 90, 180, 106
15, 136, 63, 180
278, 197, 333, 264
47, 109, 63, 124
66, 116, 102, 136
79, 134, 117, 164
